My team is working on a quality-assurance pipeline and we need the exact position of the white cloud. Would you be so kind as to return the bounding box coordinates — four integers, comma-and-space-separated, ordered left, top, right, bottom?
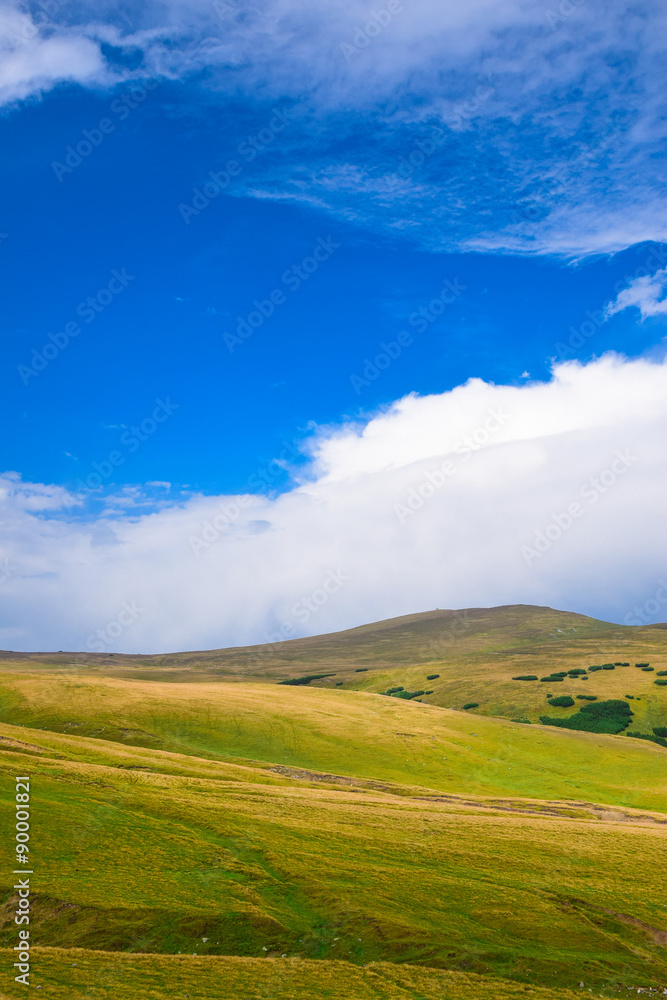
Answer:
0, 5, 111, 107
605, 268, 667, 321
1, 354, 666, 653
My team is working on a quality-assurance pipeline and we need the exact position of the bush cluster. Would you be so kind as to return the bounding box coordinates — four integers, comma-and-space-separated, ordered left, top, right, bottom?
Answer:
655, 680, 667, 686
355, 668, 368, 673
547, 696, 575, 708
653, 727, 667, 738
657, 671, 667, 676
540, 673, 565, 682
513, 675, 538, 681
642, 667, 654, 672
627, 731, 667, 749
385, 686, 404, 695
567, 669, 588, 676
463, 702, 479, 710
540, 699, 632, 734
426, 674, 440, 680
576, 694, 597, 701
625, 694, 634, 699
280, 673, 336, 686
635, 662, 650, 667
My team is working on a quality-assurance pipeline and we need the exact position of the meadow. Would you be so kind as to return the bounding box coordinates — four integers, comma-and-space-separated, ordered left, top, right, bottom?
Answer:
0, 605, 666, 998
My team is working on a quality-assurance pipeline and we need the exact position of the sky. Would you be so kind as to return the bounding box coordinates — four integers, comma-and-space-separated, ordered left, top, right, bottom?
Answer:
1, 0, 666, 652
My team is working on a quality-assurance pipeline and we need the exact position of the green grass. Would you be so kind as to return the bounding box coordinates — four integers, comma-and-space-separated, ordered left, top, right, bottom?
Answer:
0, 604, 666, 998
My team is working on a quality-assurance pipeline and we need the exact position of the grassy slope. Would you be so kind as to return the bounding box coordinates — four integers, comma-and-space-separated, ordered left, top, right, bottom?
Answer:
0, 950, 584, 1000
1, 606, 666, 998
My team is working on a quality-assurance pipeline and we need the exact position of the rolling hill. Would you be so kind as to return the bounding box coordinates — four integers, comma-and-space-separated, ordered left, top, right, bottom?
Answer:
0, 604, 666, 999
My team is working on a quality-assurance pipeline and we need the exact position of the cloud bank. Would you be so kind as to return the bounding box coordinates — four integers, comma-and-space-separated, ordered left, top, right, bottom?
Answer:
2, 354, 666, 653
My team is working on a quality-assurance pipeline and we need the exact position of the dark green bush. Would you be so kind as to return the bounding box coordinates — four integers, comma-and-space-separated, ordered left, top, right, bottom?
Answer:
547, 696, 575, 708
576, 694, 597, 701
642, 667, 654, 671
540, 699, 632, 734
280, 673, 336, 686
540, 676, 563, 682
393, 689, 425, 700
511, 718, 532, 724
385, 686, 404, 694
426, 674, 440, 680
602, 665, 615, 670
567, 669, 588, 676
655, 680, 667, 686
627, 731, 667, 749
463, 702, 479, 710
336, 681, 344, 686
635, 662, 649, 667
588, 665, 603, 672
355, 668, 368, 672
657, 671, 667, 676
614, 662, 623, 666
424, 690, 434, 695
625, 694, 634, 699
653, 727, 667, 738
513, 675, 538, 680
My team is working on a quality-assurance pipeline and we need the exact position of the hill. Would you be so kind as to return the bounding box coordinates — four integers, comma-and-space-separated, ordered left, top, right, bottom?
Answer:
1, 604, 666, 999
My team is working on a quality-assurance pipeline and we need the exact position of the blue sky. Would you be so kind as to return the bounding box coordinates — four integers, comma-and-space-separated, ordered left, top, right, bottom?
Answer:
1, 0, 666, 651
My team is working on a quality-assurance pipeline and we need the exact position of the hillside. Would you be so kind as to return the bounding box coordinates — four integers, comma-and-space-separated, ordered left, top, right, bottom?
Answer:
1, 605, 666, 999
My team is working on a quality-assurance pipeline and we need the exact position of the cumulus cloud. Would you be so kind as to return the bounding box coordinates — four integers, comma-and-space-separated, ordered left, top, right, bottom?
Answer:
1, 354, 666, 653
605, 268, 667, 320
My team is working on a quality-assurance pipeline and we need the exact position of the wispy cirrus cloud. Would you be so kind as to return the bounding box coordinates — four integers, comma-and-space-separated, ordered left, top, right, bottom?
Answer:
605, 268, 667, 320
3, 0, 666, 257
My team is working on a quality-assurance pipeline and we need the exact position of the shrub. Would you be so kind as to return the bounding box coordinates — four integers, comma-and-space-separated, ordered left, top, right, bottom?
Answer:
540, 699, 632, 734
641, 666, 654, 671
547, 696, 575, 708
552, 671, 568, 677
426, 674, 440, 680
588, 665, 603, 672
621, 662, 630, 666
336, 681, 344, 686
424, 690, 434, 695
513, 675, 538, 681
614, 662, 624, 666
657, 671, 667, 676
576, 694, 597, 701
602, 665, 615, 670
625, 694, 634, 699
655, 680, 667, 686
393, 689, 425, 700
280, 673, 336, 686
463, 702, 479, 710
635, 662, 649, 667
540, 676, 563, 682
567, 669, 587, 676
385, 686, 404, 695
512, 718, 532, 724
627, 731, 667, 749
653, 727, 667, 738
355, 668, 368, 672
